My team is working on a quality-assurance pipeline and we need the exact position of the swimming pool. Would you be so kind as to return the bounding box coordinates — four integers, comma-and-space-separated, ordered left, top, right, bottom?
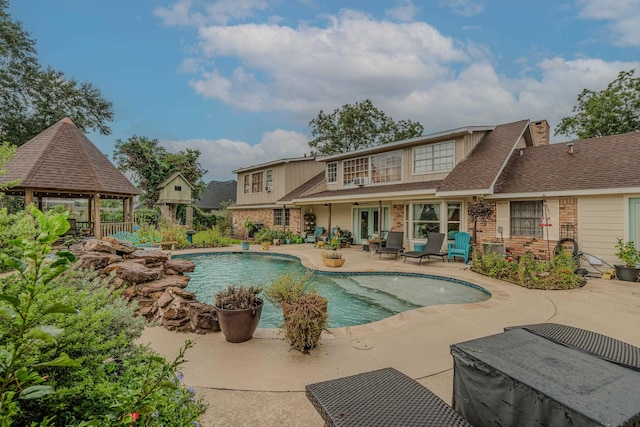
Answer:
177, 252, 491, 328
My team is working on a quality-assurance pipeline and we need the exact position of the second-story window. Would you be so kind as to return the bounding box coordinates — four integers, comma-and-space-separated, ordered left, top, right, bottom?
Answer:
243, 175, 250, 193
413, 141, 454, 173
251, 172, 263, 193
343, 157, 369, 186
265, 170, 273, 191
327, 162, 337, 183
371, 151, 402, 183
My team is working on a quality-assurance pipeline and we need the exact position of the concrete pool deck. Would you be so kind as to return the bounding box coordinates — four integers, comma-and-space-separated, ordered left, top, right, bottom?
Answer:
139, 243, 640, 426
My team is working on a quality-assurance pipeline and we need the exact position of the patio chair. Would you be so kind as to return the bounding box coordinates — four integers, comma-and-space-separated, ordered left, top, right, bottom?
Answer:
378, 231, 404, 260
400, 233, 446, 265
448, 231, 471, 264
306, 226, 325, 243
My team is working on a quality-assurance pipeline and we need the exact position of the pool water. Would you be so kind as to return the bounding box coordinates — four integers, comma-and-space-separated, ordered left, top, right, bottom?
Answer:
178, 252, 490, 328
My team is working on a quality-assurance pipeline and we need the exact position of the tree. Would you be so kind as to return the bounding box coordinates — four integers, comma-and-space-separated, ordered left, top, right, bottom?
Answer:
308, 99, 424, 155
113, 136, 207, 208
555, 69, 640, 139
0, 0, 113, 145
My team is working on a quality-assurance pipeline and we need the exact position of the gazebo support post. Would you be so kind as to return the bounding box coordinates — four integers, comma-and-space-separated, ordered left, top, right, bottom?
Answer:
93, 193, 102, 239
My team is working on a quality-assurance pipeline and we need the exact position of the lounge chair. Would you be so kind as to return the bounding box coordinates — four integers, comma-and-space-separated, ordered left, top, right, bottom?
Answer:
378, 231, 404, 260
448, 231, 471, 264
400, 233, 446, 265
306, 367, 471, 426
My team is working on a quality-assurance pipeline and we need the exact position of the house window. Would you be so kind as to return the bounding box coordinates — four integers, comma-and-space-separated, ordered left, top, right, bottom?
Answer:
251, 172, 263, 193
371, 151, 402, 183
265, 170, 273, 191
510, 201, 543, 237
327, 162, 337, 183
413, 141, 454, 173
412, 203, 440, 239
274, 208, 290, 226
174, 185, 182, 191
243, 175, 250, 194
446, 202, 461, 240
343, 157, 369, 186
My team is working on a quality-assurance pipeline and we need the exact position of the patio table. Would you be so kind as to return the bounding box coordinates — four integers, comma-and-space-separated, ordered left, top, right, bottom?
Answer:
305, 367, 471, 426
451, 325, 640, 427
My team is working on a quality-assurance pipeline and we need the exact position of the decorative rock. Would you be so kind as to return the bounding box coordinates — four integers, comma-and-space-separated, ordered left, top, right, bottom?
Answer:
102, 236, 137, 254
104, 262, 161, 284
138, 276, 190, 296
83, 239, 117, 254
79, 252, 123, 270
165, 259, 196, 273
70, 238, 217, 333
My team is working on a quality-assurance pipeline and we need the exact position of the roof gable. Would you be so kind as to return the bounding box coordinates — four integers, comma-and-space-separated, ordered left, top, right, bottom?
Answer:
437, 120, 530, 195
195, 180, 237, 209
0, 118, 139, 196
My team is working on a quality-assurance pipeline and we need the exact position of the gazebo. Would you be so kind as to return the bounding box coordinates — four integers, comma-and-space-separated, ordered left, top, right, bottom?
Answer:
0, 117, 140, 239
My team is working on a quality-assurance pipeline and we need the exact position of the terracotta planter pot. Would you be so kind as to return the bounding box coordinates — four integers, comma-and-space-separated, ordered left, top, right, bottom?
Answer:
323, 257, 345, 268
614, 265, 640, 282
215, 299, 263, 343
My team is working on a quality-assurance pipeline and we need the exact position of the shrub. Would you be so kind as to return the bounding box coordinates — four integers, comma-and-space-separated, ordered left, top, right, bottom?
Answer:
283, 293, 328, 353
215, 286, 263, 310
191, 227, 233, 248
159, 220, 189, 248
264, 271, 315, 309
471, 250, 584, 290
0, 207, 206, 425
0, 208, 36, 272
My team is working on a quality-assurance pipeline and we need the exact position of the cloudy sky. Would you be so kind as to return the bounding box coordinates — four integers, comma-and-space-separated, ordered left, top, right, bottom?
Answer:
9, 0, 640, 181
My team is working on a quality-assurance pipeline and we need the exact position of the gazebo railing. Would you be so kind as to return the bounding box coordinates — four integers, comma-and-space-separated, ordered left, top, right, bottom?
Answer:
100, 222, 135, 237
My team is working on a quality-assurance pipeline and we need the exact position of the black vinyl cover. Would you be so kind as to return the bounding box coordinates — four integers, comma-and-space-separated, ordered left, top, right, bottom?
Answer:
451, 328, 640, 427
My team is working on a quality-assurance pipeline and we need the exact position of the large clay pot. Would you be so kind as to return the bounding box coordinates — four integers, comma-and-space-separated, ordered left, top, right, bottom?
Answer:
323, 258, 345, 268
614, 265, 640, 282
215, 299, 263, 343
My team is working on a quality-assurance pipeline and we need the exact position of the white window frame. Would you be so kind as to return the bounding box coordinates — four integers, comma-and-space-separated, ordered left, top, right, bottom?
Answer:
510, 200, 544, 237
343, 157, 369, 186
371, 150, 402, 184
327, 162, 338, 184
265, 169, 273, 190
413, 141, 454, 174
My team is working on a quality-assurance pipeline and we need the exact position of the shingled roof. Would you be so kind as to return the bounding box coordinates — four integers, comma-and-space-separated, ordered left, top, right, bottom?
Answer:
195, 180, 237, 210
437, 119, 530, 195
494, 131, 640, 195
0, 117, 139, 197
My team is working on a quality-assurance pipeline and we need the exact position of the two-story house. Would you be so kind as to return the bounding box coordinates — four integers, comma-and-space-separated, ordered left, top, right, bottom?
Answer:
230, 157, 325, 236
232, 119, 640, 272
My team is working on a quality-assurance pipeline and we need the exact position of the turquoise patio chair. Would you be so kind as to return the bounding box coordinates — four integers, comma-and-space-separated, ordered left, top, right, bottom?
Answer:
306, 226, 325, 243
447, 231, 471, 264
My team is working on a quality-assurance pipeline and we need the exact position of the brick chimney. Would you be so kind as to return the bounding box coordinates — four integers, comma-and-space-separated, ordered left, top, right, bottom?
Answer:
530, 120, 550, 146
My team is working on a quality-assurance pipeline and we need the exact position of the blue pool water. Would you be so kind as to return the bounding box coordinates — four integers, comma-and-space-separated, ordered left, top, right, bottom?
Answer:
177, 252, 490, 328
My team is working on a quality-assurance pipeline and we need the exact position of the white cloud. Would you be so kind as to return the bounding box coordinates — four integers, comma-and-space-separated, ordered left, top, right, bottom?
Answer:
159, 129, 310, 181
437, 0, 485, 17
386, 0, 420, 22
158, 2, 640, 156
154, 0, 270, 26
577, 0, 640, 46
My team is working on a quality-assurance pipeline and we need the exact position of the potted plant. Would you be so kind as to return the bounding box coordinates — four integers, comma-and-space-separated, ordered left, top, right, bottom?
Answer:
241, 218, 254, 250
264, 271, 315, 318
322, 250, 345, 267
214, 285, 263, 343
614, 238, 640, 282
283, 293, 328, 353
284, 230, 294, 244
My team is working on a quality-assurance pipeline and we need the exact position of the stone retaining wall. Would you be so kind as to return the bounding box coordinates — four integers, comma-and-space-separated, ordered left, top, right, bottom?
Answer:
73, 237, 219, 333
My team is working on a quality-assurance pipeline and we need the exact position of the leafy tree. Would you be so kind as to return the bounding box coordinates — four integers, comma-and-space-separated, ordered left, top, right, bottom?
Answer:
308, 99, 424, 155
113, 136, 207, 207
0, 0, 113, 145
555, 69, 640, 139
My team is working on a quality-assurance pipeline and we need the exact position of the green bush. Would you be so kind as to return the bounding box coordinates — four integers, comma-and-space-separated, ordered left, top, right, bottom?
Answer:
191, 228, 233, 248
0, 208, 36, 272
471, 250, 584, 290
0, 207, 206, 425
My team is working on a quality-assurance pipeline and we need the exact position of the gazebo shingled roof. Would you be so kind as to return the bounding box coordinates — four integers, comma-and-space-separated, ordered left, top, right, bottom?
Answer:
0, 117, 140, 238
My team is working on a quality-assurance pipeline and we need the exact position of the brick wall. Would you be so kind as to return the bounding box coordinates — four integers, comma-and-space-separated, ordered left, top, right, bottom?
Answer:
233, 208, 302, 237
474, 198, 578, 260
